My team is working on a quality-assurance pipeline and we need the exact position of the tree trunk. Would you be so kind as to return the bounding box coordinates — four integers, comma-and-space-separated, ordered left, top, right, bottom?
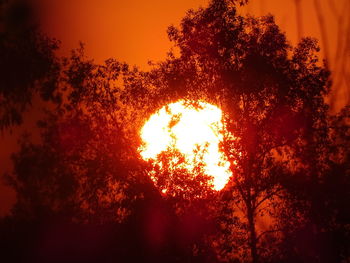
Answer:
247, 202, 258, 263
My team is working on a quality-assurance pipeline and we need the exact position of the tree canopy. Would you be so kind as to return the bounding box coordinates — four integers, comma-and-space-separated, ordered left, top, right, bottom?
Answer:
1, 0, 349, 262
0, 0, 61, 131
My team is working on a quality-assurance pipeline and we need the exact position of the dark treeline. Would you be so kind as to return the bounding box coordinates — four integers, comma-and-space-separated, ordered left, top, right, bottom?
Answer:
0, 0, 349, 262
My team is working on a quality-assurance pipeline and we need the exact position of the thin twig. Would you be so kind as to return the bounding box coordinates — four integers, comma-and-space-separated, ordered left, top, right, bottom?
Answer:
294, 0, 303, 41
314, 0, 330, 67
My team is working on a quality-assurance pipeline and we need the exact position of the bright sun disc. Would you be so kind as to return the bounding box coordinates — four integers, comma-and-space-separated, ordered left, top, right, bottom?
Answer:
139, 100, 232, 191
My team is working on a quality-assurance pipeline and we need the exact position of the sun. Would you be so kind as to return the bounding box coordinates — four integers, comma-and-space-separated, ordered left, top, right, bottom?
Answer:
139, 100, 232, 191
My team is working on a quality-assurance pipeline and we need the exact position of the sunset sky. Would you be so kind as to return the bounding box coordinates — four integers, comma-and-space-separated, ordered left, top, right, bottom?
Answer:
32, 0, 344, 68
1, 0, 349, 216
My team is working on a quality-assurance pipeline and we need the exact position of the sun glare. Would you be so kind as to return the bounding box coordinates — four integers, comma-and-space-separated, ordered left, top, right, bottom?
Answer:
139, 100, 232, 191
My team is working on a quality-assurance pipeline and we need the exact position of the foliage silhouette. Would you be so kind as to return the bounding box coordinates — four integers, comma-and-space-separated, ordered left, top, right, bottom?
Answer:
1, 0, 349, 263
0, 0, 61, 131
136, 0, 332, 262
273, 106, 350, 263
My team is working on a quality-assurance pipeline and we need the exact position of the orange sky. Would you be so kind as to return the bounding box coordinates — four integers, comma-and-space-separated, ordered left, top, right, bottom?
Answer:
33, 0, 348, 71
1, 0, 349, 216
35, 0, 209, 67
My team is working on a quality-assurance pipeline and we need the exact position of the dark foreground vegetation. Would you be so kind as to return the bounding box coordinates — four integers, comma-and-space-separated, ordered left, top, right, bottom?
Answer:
1, 0, 349, 262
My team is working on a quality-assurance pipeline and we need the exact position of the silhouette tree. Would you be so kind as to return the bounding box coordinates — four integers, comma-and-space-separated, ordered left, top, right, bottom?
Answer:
5, 45, 152, 223
0, 0, 60, 131
274, 106, 350, 262
1, 0, 349, 262
2, 43, 226, 262
1, 45, 161, 262
136, 0, 331, 261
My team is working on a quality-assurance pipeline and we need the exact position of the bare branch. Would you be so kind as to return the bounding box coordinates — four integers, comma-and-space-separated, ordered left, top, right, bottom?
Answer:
294, 0, 303, 41
255, 187, 283, 210
314, 0, 330, 66
257, 228, 284, 242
